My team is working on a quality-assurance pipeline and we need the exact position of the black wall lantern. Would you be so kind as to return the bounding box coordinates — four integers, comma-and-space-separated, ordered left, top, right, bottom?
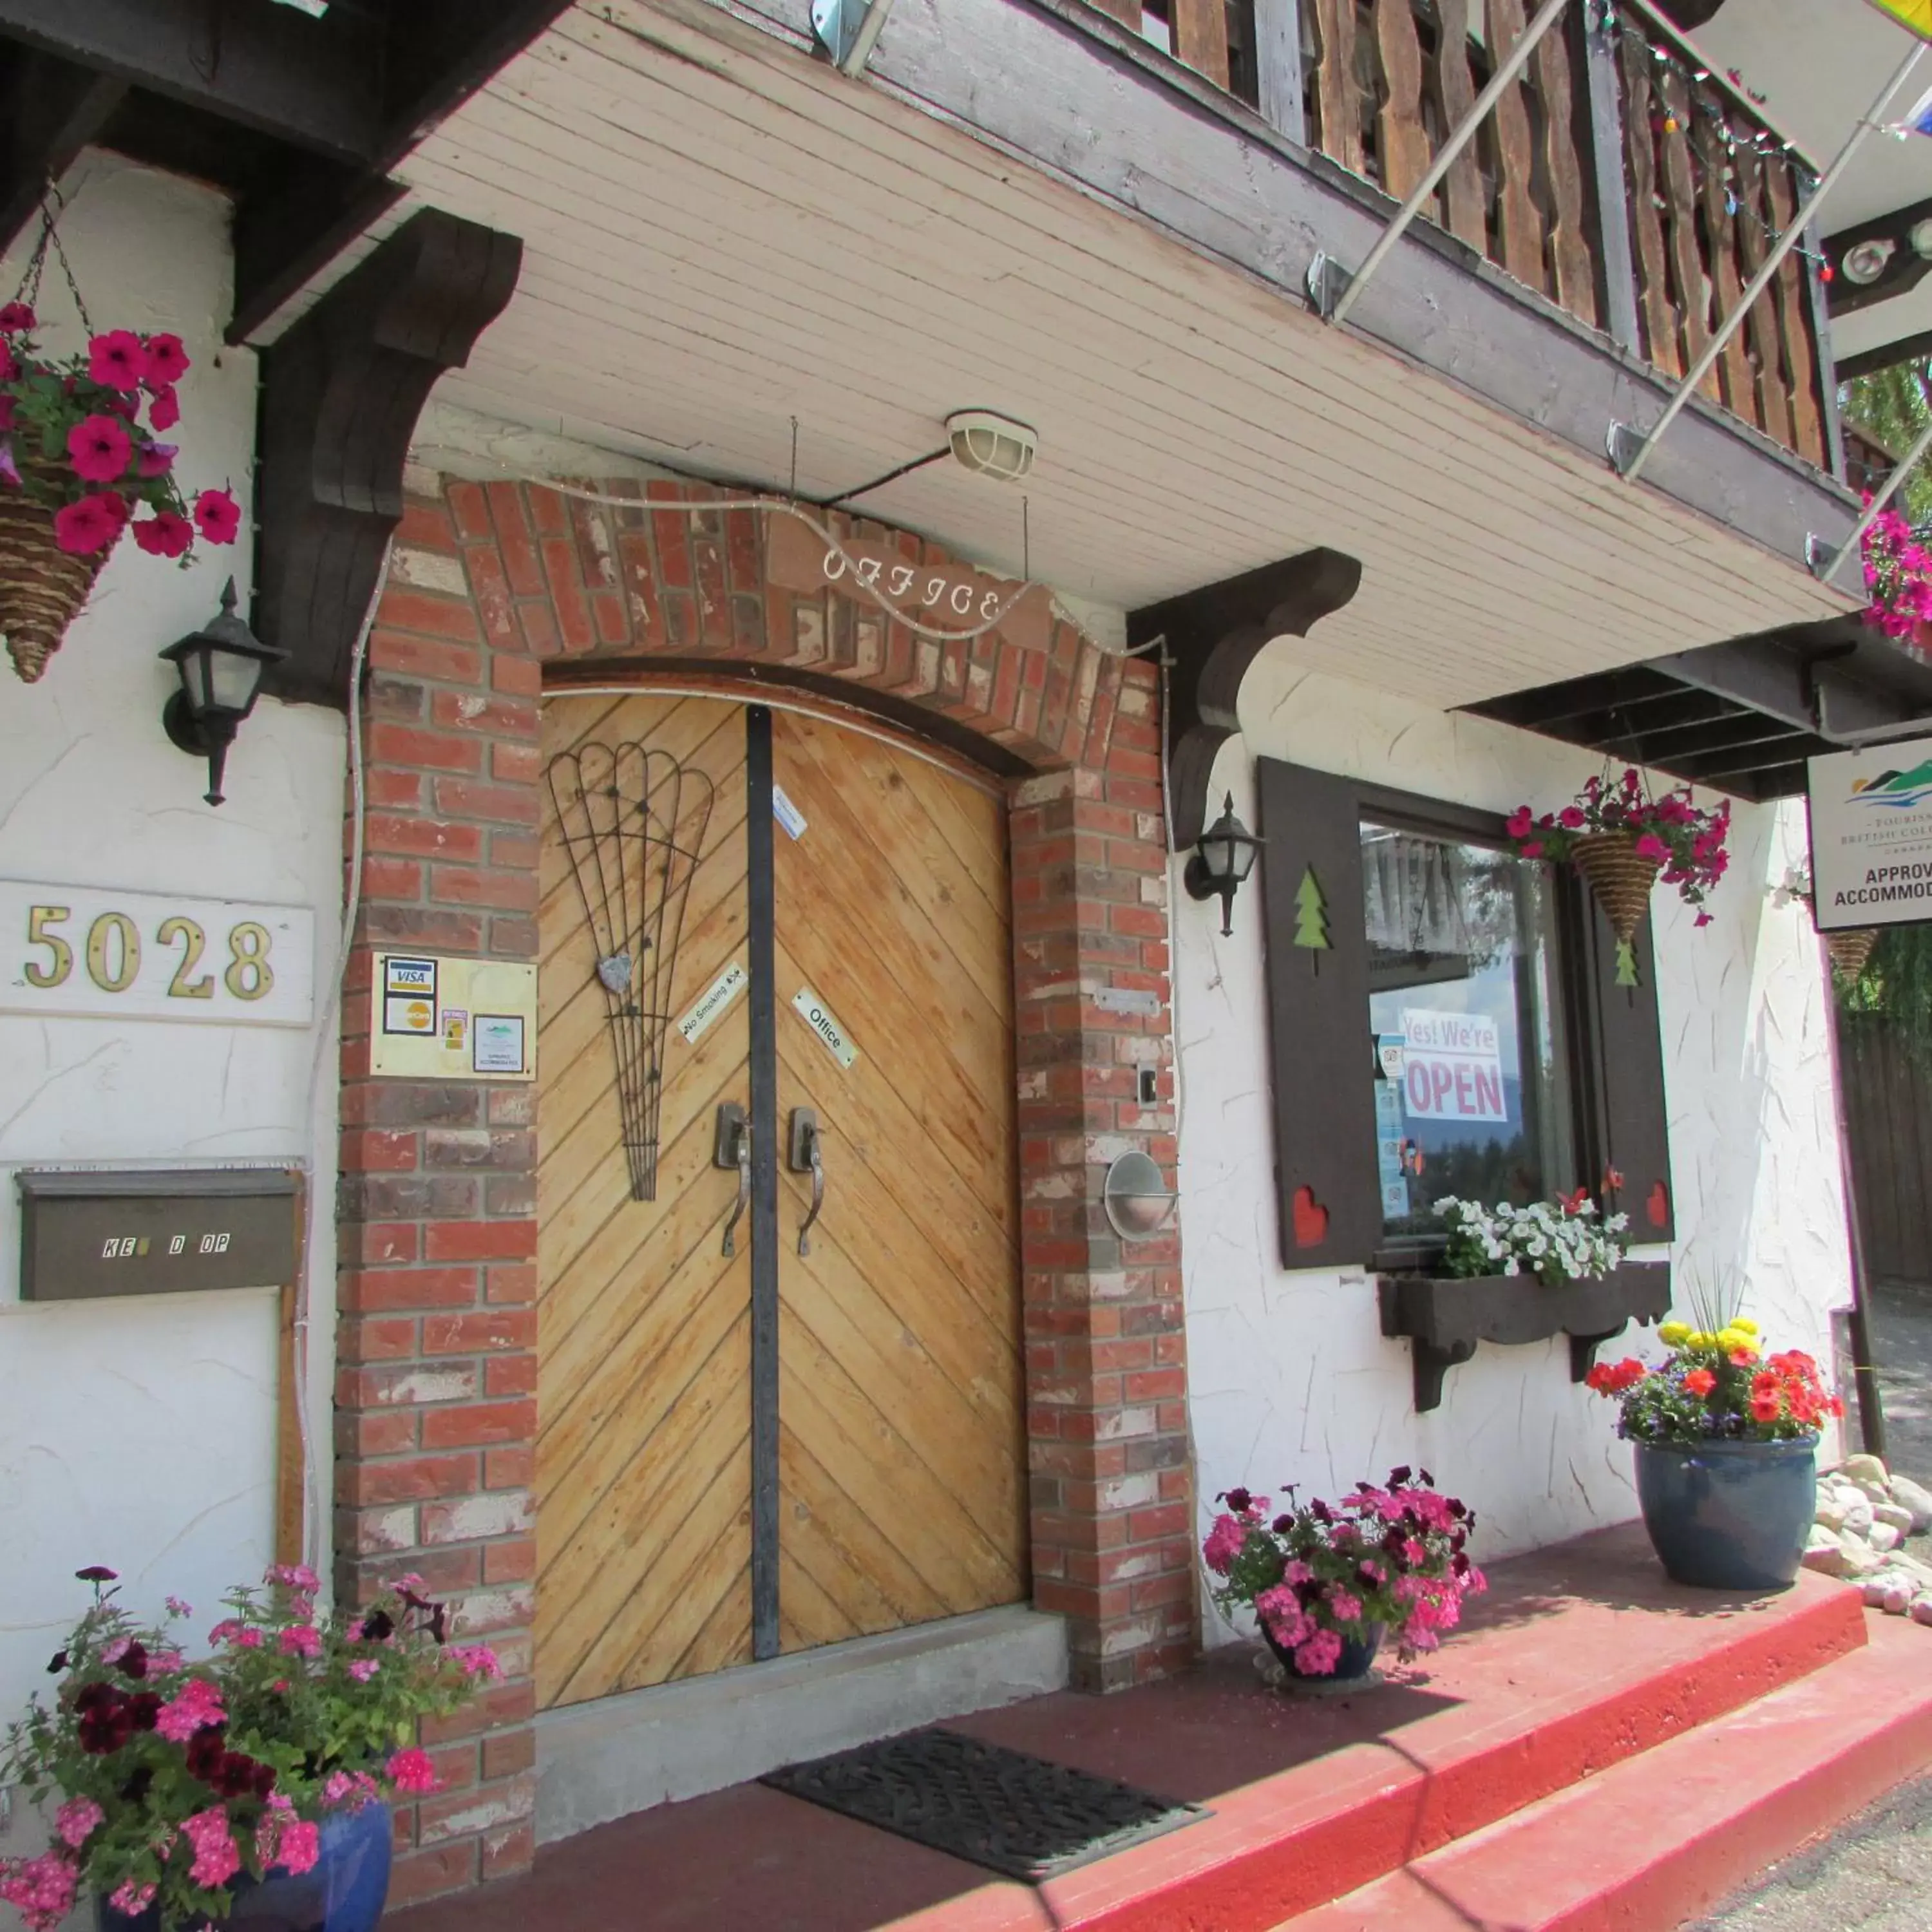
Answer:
1184, 792, 1262, 936
160, 580, 289, 806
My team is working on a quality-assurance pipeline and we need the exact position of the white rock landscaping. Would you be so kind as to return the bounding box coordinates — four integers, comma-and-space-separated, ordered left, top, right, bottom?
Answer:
1804, 1459, 1932, 1627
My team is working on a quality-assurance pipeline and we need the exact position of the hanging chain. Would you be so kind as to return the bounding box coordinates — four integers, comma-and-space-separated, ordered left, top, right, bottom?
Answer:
14, 184, 95, 336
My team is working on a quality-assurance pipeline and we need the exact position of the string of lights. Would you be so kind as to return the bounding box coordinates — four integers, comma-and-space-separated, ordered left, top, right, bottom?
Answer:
1590, 4, 1832, 275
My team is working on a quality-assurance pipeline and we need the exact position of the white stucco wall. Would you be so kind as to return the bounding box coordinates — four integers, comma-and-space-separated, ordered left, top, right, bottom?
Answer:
1178, 655, 1852, 1620
0, 155, 345, 1776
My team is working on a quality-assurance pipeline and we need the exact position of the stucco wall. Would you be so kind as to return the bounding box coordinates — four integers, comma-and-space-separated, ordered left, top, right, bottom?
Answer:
0, 156, 345, 1764
1177, 654, 1851, 1626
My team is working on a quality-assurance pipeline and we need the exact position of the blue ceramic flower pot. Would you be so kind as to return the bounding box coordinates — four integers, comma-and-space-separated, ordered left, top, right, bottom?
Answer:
95, 1802, 391, 1932
1265, 1623, 1385, 1681
1634, 1437, 1818, 1592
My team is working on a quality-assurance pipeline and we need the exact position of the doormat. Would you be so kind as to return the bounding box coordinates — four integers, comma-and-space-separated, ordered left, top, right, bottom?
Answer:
759, 1726, 1208, 1883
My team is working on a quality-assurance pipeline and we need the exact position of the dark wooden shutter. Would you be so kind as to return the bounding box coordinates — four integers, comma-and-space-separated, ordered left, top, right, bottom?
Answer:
1571, 884, 1676, 1242
1256, 757, 1379, 1269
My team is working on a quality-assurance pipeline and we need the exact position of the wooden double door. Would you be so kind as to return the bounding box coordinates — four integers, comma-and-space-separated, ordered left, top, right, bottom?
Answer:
535, 691, 1027, 1710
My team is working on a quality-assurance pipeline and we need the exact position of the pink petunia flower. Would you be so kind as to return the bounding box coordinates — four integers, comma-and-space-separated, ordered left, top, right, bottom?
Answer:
55, 1797, 103, 1848
147, 385, 180, 432
52, 493, 124, 555
386, 1746, 440, 1795
86, 330, 145, 392
278, 1623, 323, 1660
193, 487, 241, 544
0, 301, 36, 334
67, 413, 131, 484
143, 334, 191, 388
1201, 1513, 1247, 1577
1293, 1629, 1344, 1676
136, 440, 176, 479
182, 1806, 241, 1888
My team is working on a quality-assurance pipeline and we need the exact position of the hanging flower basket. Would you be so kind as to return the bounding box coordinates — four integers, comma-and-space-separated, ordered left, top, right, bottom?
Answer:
0, 206, 240, 683
1567, 829, 1662, 952
1507, 769, 1732, 983
1825, 927, 1879, 981
0, 451, 114, 683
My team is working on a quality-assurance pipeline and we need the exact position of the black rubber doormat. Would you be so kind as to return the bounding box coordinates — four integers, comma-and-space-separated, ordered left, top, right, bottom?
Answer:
759, 1726, 1208, 1882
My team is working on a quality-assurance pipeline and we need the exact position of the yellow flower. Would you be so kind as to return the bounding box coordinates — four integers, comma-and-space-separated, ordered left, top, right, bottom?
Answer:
1658, 1321, 1692, 1347
1717, 1327, 1753, 1356
1732, 1316, 1759, 1336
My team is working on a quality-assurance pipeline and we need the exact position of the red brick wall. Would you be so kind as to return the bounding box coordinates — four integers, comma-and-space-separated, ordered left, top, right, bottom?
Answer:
335, 476, 1190, 1901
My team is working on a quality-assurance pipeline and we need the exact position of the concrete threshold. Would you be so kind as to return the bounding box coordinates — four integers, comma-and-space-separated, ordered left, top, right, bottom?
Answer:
535, 1604, 1070, 1844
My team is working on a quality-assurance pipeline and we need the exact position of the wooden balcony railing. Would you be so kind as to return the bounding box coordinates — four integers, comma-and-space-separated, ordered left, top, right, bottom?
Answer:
1112, 0, 1838, 476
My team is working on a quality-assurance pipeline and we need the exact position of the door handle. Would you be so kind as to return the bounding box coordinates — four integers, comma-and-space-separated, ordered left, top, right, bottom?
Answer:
788, 1108, 824, 1256
714, 1103, 752, 1257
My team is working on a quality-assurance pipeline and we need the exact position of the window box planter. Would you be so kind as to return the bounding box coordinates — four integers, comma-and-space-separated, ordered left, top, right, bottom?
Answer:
1378, 1263, 1672, 1412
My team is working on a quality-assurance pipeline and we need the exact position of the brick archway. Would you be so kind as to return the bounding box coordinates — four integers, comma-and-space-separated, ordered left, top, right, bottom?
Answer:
334, 475, 1192, 1904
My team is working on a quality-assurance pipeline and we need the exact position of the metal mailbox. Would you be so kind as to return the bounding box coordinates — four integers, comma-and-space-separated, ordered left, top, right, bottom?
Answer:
17, 1169, 299, 1302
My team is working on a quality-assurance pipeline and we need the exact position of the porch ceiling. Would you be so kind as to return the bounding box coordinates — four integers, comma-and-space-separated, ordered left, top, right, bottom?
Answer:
368, 0, 1852, 710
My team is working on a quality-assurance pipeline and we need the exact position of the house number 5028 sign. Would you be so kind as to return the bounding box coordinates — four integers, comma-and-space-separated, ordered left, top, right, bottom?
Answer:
0, 882, 314, 1027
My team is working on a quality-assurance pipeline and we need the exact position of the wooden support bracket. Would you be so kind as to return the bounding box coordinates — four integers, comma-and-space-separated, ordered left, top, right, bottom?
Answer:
1127, 547, 1361, 849
254, 208, 522, 708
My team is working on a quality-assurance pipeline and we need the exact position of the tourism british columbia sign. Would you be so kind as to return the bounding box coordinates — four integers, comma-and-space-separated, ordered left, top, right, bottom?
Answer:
1808, 734, 1932, 931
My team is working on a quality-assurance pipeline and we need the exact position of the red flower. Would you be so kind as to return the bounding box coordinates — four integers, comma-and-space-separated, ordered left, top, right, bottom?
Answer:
136, 441, 176, 478
1683, 1368, 1716, 1397
1750, 1392, 1783, 1423
1634, 831, 1670, 864
75, 1566, 117, 1583
1559, 806, 1586, 829
1506, 806, 1533, 840
132, 511, 194, 559
52, 495, 125, 555
0, 301, 35, 333
193, 488, 240, 545
86, 330, 145, 391
66, 413, 131, 484
147, 385, 180, 433
142, 333, 191, 388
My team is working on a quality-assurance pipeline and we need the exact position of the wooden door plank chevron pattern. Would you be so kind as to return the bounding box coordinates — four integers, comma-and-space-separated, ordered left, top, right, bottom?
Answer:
538, 692, 754, 1709
771, 710, 1025, 1652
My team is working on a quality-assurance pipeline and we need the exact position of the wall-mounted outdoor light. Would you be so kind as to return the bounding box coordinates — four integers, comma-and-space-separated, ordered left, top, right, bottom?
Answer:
159, 580, 287, 806
1184, 792, 1262, 936
1102, 1149, 1178, 1242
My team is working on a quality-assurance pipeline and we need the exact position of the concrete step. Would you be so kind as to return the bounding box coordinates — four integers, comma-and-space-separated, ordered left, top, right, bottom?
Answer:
1278, 1611, 1932, 1932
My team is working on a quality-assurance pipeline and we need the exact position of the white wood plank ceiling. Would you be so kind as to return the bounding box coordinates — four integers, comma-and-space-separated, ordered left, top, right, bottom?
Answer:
378, 0, 1854, 708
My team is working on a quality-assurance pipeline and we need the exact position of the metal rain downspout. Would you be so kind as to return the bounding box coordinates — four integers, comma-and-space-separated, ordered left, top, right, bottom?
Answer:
1608, 39, 1926, 485
1309, 0, 1573, 328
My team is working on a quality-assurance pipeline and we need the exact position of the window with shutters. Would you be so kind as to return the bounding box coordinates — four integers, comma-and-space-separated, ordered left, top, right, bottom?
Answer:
1256, 757, 1676, 1276
1362, 822, 1575, 1245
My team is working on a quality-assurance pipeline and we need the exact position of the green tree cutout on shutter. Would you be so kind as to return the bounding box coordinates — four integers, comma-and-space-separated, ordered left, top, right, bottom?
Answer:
1293, 866, 1331, 953
1615, 939, 1640, 989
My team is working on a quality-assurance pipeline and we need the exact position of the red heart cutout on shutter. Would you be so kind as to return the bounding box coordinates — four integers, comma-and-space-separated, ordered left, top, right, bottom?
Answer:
1646, 1181, 1669, 1229
1291, 1186, 1329, 1249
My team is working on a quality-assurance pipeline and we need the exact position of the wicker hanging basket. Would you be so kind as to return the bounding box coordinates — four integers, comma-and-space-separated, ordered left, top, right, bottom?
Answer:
0, 458, 115, 683
1567, 829, 1661, 947
1825, 927, 1879, 981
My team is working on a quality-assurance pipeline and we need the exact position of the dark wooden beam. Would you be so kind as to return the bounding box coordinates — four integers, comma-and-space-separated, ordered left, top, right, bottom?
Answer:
0, 0, 383, 162
255, 208, 521, 707
1837, 330, 1932, 383
1128, 547, 1361, 848
377, 2, 578, 167
229, 167, 408, 346
1824, 195, 1932, 319
1472, 665, 1683, 732
0, 52, 124, 251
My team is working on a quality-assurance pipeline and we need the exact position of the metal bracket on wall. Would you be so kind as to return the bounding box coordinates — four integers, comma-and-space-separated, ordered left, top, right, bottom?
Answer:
810, 0, 896, 75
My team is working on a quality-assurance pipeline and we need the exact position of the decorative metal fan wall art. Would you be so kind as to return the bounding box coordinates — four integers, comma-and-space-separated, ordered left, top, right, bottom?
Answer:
547, 741, 715, 1200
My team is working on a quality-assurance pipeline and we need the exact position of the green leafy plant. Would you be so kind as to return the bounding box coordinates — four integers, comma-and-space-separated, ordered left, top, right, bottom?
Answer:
0, 1565, 498, 1931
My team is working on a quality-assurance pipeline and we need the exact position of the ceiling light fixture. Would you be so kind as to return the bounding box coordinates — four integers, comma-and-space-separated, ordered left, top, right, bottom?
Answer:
1841, 238, 1897, 286
1911, 218, 1932, 260
945, 410, 1038, 483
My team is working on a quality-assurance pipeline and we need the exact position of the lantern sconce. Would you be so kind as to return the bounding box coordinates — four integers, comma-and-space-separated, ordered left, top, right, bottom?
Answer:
1184, 792, 1262, 936
159, 580, 289, 807
1102, 1149, 1179, 1243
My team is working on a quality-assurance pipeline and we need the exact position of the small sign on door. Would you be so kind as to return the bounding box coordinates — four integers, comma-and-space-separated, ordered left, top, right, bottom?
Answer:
791, 985, 858, 1069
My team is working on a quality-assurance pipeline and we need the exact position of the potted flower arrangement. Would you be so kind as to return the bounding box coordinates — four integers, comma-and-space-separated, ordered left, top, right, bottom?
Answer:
1202, 1469, 1487, 1682
1436, 1189, 1629, 1287
0, 303, 240, 683
1586, 1301, 1843, 1592
1505, 769, 1730, 983
1858, 502, 1932, 642
0, 1564, 500, 1932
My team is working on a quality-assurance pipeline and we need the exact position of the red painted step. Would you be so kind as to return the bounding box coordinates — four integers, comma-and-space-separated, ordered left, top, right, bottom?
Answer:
885, 1531, 1868, 1932
1279, 1611, 1932, 1932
